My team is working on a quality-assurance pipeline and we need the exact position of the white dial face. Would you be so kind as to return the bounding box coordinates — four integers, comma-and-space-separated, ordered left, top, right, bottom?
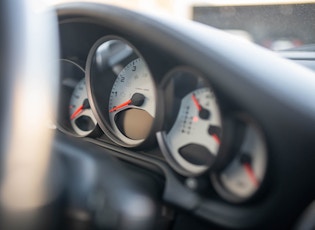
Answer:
69, 78, 97, 136
218, 125, 267, 201
108, 58, 156, 145
166, 87, 222, 175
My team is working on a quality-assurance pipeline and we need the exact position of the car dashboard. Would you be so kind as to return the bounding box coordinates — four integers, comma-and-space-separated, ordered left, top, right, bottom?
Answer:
54, 3, 315, 230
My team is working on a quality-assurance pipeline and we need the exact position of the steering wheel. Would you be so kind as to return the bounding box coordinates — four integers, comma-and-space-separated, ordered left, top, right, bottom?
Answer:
0, 2, 158, 230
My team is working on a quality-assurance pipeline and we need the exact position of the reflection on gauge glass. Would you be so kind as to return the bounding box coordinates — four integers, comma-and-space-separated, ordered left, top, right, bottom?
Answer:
211, 120, 267, 203
69, 78, 97, 136
86, 36, 156, 147
157, 67, 222, 176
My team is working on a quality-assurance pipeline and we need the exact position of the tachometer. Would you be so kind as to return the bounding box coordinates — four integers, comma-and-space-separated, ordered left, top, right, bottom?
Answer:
86, 36, 157, 147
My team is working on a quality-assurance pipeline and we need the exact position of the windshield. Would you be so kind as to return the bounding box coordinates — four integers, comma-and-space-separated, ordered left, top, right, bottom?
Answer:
192, 2, 315, 51
53, 0, 315, 51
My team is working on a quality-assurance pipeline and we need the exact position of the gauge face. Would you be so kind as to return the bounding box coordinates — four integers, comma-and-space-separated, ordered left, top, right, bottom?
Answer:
69, 78, 97, 136
166, 87, 222, 175
212, 121, 267, 203
108, 58, 156, 145
157, 67, 222, 176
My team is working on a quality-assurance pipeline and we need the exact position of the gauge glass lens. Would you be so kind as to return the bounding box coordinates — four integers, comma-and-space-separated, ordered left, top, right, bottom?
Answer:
69, 78, 97, 136
108, 58, 156, 144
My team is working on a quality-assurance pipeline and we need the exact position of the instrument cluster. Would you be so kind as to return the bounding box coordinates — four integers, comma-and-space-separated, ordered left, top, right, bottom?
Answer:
58, 35, 268, 204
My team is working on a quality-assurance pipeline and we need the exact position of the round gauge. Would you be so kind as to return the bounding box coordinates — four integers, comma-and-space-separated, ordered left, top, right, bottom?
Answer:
58, 59, 99, 137
211, 118, 268, 203
69, 78, 98, 136
86, 36, 157, 147
157, 67, 222, 176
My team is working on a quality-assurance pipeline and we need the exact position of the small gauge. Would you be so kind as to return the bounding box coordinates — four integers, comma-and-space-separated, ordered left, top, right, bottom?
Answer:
157, 67, 222, 176
58, 59, 100, 137
69, 78, 98, 136
211, 119, 268, 203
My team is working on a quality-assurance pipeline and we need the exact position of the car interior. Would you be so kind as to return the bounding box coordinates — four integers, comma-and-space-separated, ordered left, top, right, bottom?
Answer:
1, 1, 315, 229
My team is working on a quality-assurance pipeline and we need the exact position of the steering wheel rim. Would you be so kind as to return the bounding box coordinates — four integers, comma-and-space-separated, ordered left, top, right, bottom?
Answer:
0, 4, 159, 230
0, 1, 62, 229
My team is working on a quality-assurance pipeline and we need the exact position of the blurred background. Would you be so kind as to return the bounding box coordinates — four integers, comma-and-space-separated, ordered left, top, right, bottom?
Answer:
52, 0, 315, 51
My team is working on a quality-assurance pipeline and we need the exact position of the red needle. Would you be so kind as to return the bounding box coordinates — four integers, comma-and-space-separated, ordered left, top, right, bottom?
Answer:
243, 163, 259, 187
109, 93, 145, 113
109, 99, 132, 113
192, 94, 202, 111
70, 105, 83, 120
70, 99, 90, 120
192, 93, 210, 119
212, 134, 221, 144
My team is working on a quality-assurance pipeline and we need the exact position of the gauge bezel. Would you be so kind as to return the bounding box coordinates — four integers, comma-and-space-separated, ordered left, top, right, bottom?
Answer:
157, 66, 224, 176
210, 113, 269, 203
86, 35, 160, 148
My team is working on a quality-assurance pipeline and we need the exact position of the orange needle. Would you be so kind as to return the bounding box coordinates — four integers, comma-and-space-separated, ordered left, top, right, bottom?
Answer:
192, 94, 201, 111
109, 93, 145, 113
240, 154, 259, 187
192, 93, 210, 119
70, 99, 90, 120
243, 163, 259, 187
71, 105, 83, 120
109, 99, 132, 113
212, 134, 221, 144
